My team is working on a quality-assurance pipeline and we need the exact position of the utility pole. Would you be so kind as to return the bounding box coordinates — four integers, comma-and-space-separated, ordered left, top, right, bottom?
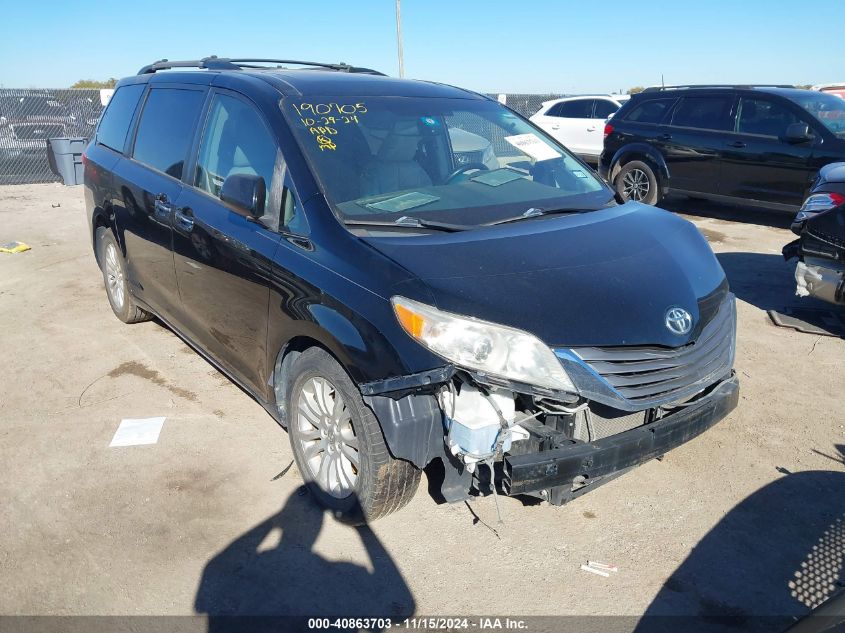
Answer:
395, 0, 405, 78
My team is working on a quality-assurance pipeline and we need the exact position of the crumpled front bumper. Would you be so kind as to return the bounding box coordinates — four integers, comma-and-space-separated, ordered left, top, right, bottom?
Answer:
503, 373, 739, 496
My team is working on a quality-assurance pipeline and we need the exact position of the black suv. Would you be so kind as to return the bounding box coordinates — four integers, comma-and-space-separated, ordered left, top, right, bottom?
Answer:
84, 58, 738, 523
599, 85, 845, 210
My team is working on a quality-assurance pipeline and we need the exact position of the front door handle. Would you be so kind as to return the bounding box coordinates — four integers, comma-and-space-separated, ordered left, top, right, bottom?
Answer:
586, 126, 596, 132
174, 206, 194, 231
154, 192, 172, 218
727, 141, 747, 148
551, 124, 560, 130
660, 133, 672, 140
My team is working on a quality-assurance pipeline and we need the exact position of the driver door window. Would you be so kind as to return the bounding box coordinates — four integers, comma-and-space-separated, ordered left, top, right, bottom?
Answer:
195, 93, 278, 215
593, 100, 619, 119
736, 98, 807, 138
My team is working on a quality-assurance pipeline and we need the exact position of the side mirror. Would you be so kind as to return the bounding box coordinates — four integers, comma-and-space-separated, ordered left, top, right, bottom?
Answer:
784, 122, 813, 144
220, 173, 266, 218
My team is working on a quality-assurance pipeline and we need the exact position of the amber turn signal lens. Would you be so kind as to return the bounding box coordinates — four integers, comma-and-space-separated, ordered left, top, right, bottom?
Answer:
394, 303, 425, 338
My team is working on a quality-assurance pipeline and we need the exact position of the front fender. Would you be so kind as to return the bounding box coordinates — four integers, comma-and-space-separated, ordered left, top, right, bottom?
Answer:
265, 267, 444, 407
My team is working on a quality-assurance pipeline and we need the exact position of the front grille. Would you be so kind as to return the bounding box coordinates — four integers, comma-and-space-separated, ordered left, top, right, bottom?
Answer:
573, 408, 646, 442
11, 123, 64, 140
568, 296, 735, 407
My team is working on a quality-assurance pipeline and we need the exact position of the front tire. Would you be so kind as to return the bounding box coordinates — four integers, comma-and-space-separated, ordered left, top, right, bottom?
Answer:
96, 227, 151, 324
615, 160, 661, 205
286, 348, 421, 524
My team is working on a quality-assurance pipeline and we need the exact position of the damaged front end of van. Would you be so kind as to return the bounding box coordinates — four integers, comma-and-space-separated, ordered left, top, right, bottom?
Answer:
360, 206, 739, 506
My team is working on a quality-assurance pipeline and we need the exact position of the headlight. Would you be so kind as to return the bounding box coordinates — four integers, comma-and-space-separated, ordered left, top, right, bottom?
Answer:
391, 296, 576, 393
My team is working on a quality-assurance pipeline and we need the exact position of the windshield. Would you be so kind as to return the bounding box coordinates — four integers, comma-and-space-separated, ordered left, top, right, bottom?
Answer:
791, 92, 845, 137
282, 96, 611, 228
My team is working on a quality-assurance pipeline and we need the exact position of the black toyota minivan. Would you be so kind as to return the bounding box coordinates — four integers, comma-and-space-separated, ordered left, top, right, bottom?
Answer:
84, 58, 738, 523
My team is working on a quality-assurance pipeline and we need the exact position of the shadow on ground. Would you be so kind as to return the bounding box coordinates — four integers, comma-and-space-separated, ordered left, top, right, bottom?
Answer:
717, 251, 845, 337
635, 470, 845, 633
194, 489, 414, 632
717, 251, 802, 313
661, 194, 793, 230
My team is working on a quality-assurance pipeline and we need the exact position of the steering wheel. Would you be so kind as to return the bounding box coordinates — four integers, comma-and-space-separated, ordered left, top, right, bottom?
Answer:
445, 162, 490, 183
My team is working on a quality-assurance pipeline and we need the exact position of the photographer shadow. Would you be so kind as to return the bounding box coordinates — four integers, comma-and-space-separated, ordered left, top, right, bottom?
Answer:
635, 469, 845, 633
194, 489, 415, 632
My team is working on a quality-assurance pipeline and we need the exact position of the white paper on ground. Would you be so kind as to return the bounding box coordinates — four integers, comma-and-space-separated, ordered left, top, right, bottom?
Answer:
503, 133, 561, 162
109, 417, 166, 447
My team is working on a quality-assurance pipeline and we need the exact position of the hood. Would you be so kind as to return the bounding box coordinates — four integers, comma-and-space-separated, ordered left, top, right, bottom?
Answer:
364, 202, 728, 348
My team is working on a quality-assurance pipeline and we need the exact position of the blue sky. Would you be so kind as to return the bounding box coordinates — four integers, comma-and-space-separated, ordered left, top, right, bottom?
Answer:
1, 0, 840, 92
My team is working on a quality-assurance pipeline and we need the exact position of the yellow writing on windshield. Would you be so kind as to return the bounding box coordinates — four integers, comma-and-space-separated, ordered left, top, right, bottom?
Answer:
292, 102, 368, 116
291, 102, 368, 151
316, 135, 337, 152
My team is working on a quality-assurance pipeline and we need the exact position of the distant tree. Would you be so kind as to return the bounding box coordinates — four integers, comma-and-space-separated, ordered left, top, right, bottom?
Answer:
627, 86, 645, 94
796, 84, 813, 90
70, 78, 117, 89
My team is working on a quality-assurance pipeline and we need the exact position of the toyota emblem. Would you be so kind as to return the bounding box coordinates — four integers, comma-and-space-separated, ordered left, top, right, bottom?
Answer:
665, 307, 693, 335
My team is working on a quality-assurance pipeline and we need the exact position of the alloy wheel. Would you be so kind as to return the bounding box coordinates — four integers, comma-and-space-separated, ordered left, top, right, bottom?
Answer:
621, 168, 650, 201
295, 376, 360, 498
104, 243, 125, 310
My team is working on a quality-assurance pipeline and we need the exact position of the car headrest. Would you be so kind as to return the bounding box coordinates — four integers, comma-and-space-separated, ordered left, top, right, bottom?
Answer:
377, 120, 422, 162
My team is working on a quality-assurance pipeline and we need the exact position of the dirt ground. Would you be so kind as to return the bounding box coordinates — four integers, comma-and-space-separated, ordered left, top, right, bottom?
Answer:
1, 183, 843, 629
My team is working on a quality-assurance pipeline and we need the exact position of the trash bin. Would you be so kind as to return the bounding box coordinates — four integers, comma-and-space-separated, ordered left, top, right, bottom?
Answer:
47, 137, 87, 186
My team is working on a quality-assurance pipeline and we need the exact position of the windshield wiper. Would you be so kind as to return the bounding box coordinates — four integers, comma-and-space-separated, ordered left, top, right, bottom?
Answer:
485, 207, 585, 226
344, 215, 472, 232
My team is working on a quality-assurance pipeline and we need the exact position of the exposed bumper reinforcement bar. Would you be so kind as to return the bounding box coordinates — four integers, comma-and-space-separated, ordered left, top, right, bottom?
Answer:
503, 373, 739, 495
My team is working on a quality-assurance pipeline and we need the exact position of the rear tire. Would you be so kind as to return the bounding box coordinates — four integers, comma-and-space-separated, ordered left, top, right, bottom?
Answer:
615, 160, 661, 205
96, 227, 152, 324
286, 348, 421, 524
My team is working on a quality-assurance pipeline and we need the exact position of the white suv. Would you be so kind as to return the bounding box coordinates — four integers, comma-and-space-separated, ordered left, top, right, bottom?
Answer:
529, 95, 630, 162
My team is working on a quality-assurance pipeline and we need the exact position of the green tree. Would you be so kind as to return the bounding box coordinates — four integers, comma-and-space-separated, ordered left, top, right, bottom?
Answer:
70, 78, 117, 89
627, 86, 645, 94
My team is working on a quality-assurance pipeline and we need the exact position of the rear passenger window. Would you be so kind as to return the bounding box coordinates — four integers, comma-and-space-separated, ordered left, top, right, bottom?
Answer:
133, 88, 205, 179
737, 98, 803, 137
625, 98, 674, 124
545, 103, 564, 117
593, 100, 619, 118
670, 97, 733, 131
194, 93, 277, 209
96, 84, 145, 153
557, 100, 594, 118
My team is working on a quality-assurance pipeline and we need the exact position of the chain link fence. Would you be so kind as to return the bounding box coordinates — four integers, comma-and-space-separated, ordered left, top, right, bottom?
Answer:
487, 93, 567, 117
0, 89, 564, 186
0, 89, 103, 185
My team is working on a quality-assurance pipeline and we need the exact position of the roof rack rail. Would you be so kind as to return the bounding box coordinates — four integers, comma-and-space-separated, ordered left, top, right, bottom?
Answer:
137, 56, 385, 76
643, 84, 795, 92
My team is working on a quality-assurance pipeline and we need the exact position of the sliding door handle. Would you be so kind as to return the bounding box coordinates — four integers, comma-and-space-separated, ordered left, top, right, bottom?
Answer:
174, 207, 194, 231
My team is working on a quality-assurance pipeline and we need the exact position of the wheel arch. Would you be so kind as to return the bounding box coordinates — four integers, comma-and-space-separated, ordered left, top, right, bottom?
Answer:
91, 208, 123, 266
269, 307, 405, 426
271, 333, 343, 427
609, 143, 670, 193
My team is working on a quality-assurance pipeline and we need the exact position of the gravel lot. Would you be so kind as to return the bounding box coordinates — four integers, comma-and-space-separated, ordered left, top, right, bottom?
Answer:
1, 184, 843, 630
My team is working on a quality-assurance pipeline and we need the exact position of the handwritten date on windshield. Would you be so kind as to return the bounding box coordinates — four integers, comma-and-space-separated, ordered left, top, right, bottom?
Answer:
291, 102, 368, 151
